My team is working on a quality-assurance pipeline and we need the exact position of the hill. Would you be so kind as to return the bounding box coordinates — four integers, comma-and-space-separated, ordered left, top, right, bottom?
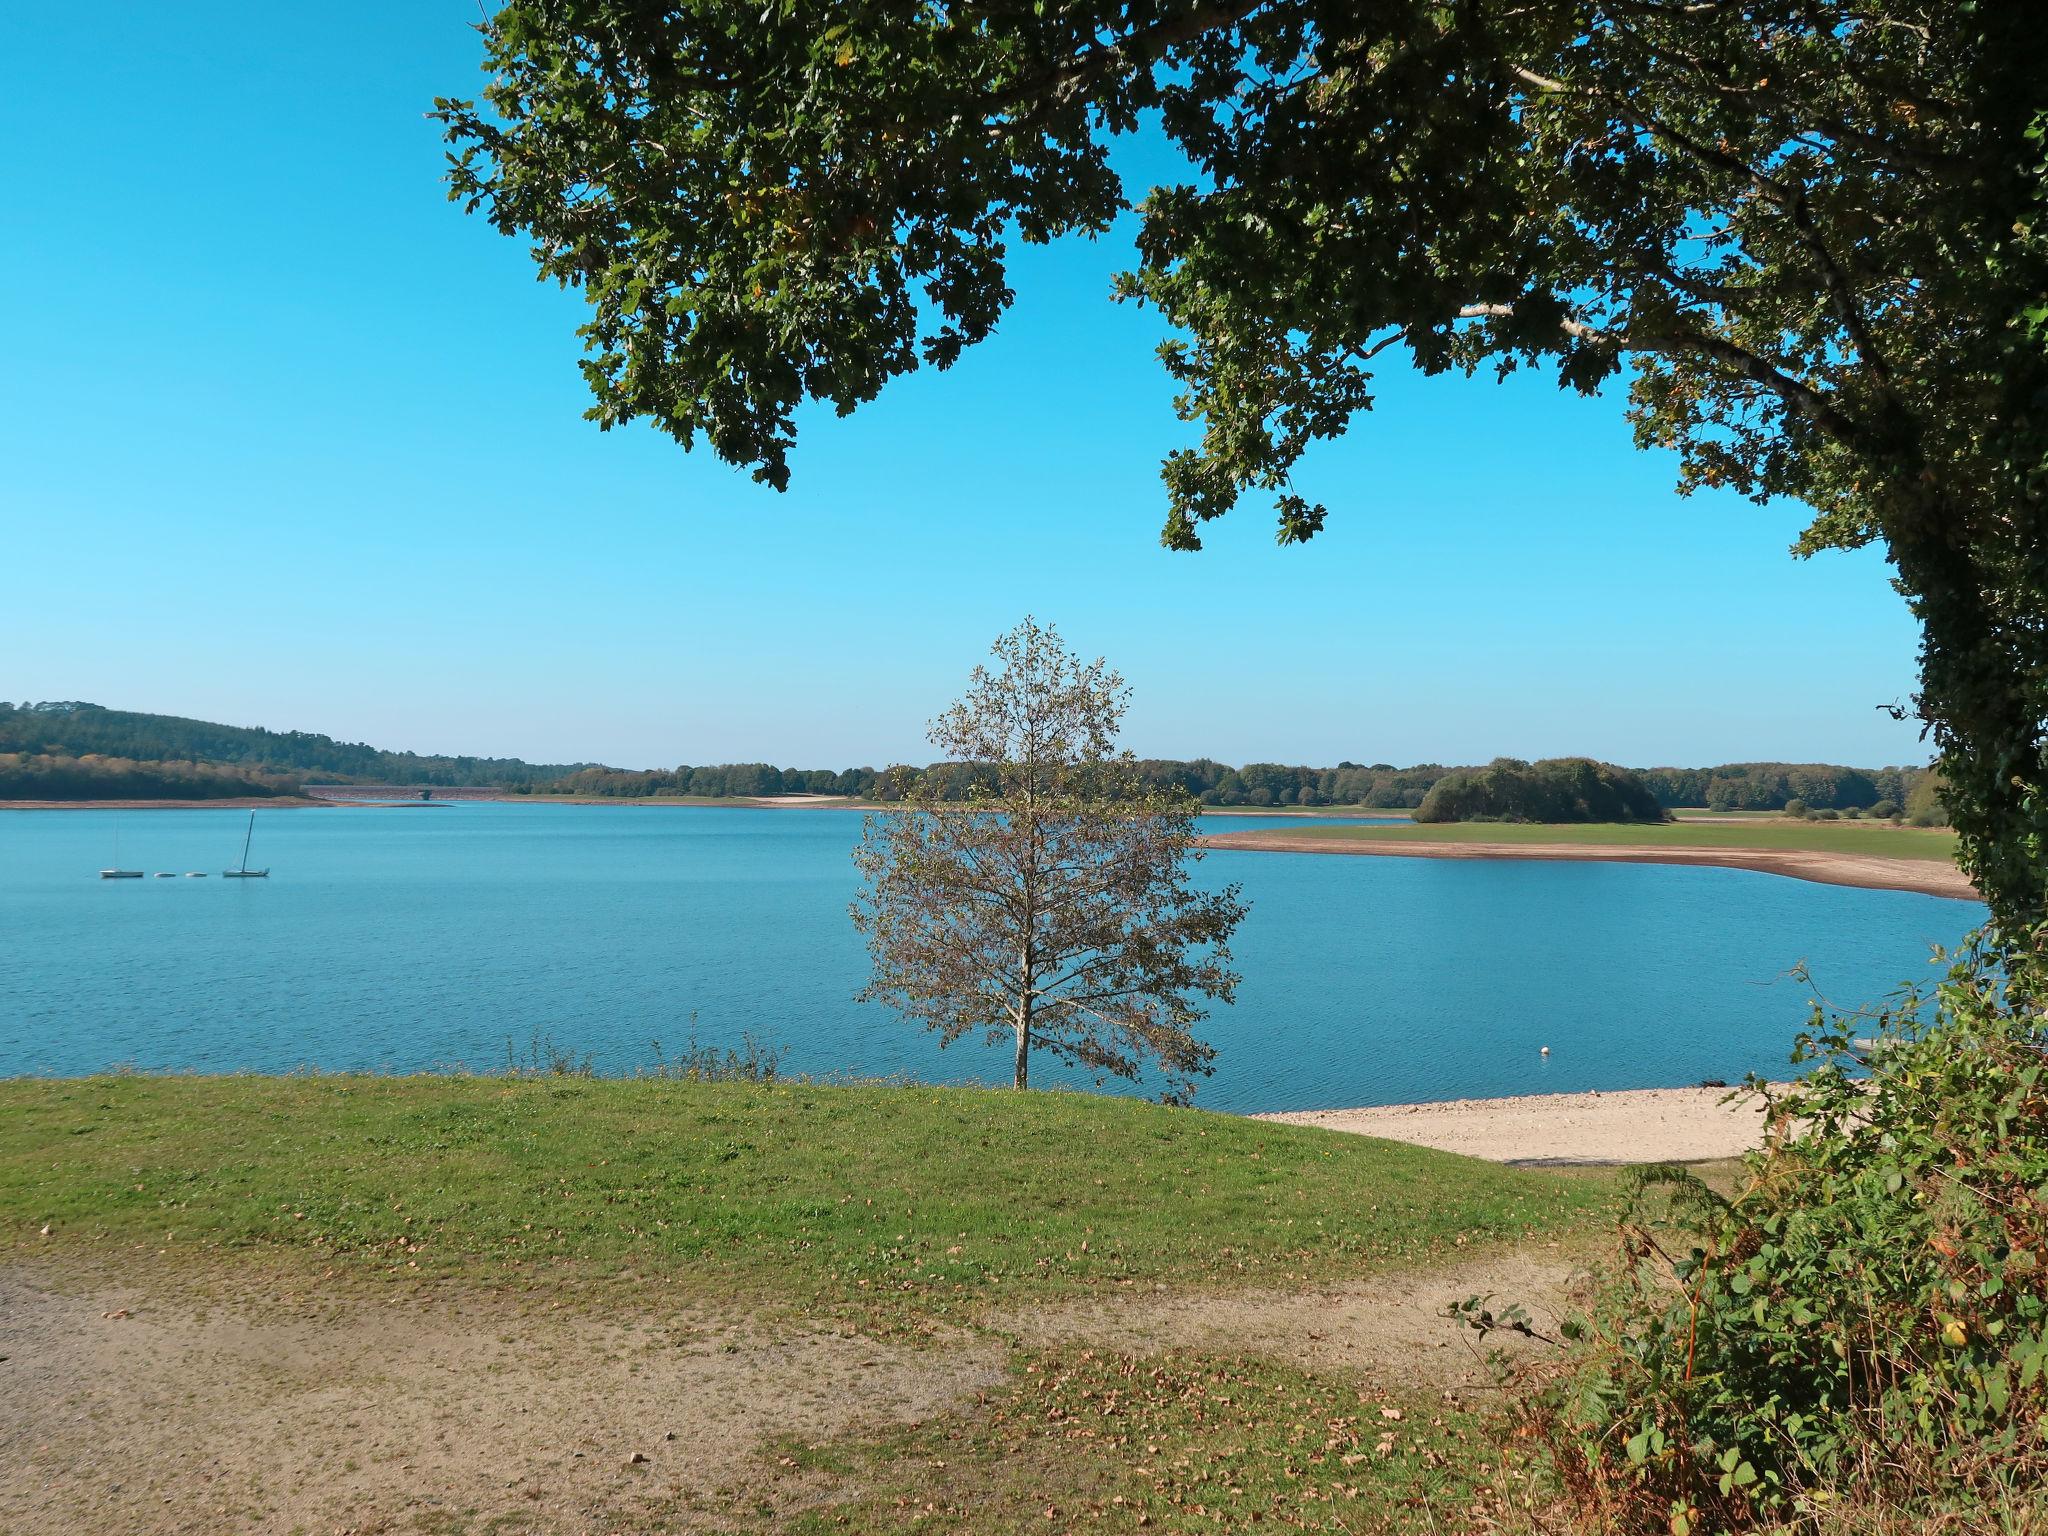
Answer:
0, 700, 588, 799
0, 699, 1936, 814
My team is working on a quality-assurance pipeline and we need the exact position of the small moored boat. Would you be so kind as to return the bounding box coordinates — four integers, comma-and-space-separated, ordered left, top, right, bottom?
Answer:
100, 824, 143, 879
222, 810, 269, 879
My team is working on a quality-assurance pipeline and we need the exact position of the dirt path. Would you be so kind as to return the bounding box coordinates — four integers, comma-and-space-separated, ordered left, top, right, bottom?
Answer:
0, 1266, 1001, 1535
1015, 1247, 1584, 1388
0, 1246, 1574, 1535
1200, 829, 1979, 901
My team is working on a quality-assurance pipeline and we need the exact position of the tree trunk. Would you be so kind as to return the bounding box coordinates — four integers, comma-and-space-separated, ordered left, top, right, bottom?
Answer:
1013, 1000, 1031, 1090
1889, 498, 2048, 930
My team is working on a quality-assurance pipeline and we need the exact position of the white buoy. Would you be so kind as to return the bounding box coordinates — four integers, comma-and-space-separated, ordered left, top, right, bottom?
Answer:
1539, 1046, 1550, 1056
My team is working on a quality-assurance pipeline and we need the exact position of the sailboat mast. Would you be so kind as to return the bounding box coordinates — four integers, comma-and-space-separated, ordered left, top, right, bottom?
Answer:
240, 811, 254, 872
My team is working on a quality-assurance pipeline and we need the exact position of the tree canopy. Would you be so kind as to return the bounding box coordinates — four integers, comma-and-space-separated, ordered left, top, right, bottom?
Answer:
1414, 756, 1667, 824
439, 2, 2047, 924
852, 619, 1246, 1102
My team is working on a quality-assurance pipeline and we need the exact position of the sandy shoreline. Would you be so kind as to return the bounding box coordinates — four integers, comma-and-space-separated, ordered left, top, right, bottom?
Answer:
1201, 828, 1978, 901
1260, 1085, 1777, 1165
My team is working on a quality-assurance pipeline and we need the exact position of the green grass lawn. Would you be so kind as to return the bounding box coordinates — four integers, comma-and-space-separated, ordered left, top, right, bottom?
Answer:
1259, 817, 1960, 862
2, 1076, 1612, 1315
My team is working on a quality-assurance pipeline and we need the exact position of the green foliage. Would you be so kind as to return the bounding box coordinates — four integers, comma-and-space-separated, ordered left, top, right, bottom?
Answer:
1642, 763, 1920, 814
536, 756, 1934, 815
854, 620, 1246, 1102
1414, 757, 1666, 825
436, 2, 2048, 922
0, 701, 584, 788
0, 751, 302, 801
1907, 766, 1953, 827
1523, 931, 2048, 1530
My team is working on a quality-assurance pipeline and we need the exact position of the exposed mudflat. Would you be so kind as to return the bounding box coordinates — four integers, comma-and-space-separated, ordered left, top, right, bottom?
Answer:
1200, 828, 1979, 901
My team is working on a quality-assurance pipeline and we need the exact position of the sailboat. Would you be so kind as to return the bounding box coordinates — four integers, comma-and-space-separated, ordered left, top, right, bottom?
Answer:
221, 810, 269, 879
100, 822, 143, 879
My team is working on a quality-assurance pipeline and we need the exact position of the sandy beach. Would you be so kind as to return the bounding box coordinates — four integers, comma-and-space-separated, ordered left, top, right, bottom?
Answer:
1260, 1084, 1778, 1165
1202, 828, 1979, 901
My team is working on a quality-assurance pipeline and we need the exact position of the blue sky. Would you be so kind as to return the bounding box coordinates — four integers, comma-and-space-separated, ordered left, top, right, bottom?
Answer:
2, 4, 1929, 771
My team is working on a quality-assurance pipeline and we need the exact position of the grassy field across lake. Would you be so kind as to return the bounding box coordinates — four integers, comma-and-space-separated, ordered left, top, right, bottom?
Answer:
3, 1075, 1614, 1317
1238, 817, 1959, 860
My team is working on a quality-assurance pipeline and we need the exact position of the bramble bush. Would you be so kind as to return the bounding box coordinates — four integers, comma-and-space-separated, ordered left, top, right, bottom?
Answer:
1517, 930, 2048, 1533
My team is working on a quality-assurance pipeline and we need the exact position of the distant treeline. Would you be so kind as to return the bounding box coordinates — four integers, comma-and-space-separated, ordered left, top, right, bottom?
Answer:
0, 702, 588, 788
529, 757, 1932, 813
532, 762, 886, 799
526, 759, 1452, 806
1634, 762, 1925, 813
1415, 758, 1666, 823
0, 701, 1936, 815
0, 752, 303, 801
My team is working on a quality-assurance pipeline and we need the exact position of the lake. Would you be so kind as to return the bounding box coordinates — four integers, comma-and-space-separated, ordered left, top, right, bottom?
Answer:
0, 804, 1981, 1111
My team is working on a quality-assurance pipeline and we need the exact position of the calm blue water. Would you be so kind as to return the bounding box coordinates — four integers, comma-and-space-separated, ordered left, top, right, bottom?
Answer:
0, 805, 1981, 1111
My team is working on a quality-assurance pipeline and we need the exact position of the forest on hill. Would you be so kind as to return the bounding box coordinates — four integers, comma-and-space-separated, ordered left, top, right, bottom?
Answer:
0, 701, 588, 799
0, 700, 1932, 814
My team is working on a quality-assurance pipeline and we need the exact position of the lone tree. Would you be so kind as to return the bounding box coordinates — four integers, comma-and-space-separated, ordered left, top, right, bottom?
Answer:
851, 619, 1246, 1102
438, 3, 2047, 924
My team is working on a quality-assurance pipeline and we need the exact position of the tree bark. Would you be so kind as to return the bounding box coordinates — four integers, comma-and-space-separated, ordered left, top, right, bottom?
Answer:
1013, 998, 1031, 1089
1886, 494, 2047, 930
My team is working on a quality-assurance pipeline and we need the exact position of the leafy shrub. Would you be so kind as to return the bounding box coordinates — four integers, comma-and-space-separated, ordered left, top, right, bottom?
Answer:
1783, 798, 1808, 818
1869, 799, 1901, 820
1516, 931, 2048, 1532
1906, 770, 1951, 827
